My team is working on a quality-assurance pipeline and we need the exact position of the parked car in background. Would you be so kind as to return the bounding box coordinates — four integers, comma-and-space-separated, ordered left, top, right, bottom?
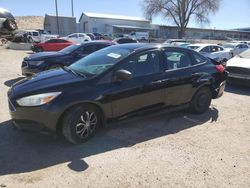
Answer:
226, 49, 250, 86
222, 43, 249, 56
31, 38, 74, 52
25, 30, 58, 43
21, 41, 115, 76
129, 31, 149, 40
0, 7, 17, 35
63, 33, 91, 43
93, 32, 104, 40
86, 33, 96, 40
164, 39, 187, 45
26, 30, 42, 43
188, 44, 232, 64
36, 29, 58, 42
113, 37, 139, 44
10, 44, 227, 144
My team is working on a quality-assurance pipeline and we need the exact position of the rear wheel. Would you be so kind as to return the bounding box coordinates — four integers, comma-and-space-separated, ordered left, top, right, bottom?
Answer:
190, 87, 212, 114
35, 46, 43, 52
62, 104, 101, 144
3, 19, 17, 31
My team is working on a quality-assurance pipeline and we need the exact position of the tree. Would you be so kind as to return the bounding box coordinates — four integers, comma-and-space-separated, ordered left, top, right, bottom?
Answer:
142, 0, 221, 38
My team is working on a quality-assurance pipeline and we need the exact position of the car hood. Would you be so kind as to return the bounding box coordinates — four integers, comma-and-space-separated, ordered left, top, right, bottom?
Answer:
226, 56, 250, 69
10, 68, 87, 98
25, 51, 65, 60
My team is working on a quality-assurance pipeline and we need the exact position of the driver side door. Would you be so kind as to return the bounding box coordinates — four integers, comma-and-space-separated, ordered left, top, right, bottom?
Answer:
108, 50, 166, 117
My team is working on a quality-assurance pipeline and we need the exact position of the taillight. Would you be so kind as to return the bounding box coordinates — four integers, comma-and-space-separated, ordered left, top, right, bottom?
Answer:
215, 65, 225, 73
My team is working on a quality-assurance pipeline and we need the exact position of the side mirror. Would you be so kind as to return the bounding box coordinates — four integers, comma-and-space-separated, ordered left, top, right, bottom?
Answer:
115, 69, 132, 82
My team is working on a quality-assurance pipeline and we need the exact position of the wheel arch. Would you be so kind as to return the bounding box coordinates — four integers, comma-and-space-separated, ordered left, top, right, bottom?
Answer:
56, 101, 106, 133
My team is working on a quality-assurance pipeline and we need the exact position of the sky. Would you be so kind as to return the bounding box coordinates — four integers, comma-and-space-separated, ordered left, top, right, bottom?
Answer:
0, 0, 249, 30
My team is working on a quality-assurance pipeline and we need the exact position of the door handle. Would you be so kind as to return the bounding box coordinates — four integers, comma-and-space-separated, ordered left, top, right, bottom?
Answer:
151, 80, 162, 84
151, 79, 169, 85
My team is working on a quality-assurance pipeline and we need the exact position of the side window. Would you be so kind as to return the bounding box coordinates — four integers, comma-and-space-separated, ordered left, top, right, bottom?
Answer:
201, 46, 211, 53
68, 34, 77, 38
164, 50, 192, 70
79, 34, 85, 38
119, 51, 160, 77
242, 44, 249, 48
46, 39, 58, 43
218, 47, 224, 51
211, 46, 218, 52
193, 53, 207, 65
76, 45, 97, 55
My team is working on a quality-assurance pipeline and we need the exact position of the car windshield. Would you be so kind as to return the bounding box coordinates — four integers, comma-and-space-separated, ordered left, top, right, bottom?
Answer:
69, 46, 133, 76
239, 49, 250, 59
222, 43, 236, 48
59, 44, 80, 54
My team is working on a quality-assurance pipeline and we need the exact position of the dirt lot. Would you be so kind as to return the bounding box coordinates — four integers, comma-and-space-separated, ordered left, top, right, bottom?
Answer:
0, 48, 249, 188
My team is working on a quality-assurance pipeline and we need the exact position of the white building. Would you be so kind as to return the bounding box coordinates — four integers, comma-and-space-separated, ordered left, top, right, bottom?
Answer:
78, 12, 157, 36
44, 14, 76, 36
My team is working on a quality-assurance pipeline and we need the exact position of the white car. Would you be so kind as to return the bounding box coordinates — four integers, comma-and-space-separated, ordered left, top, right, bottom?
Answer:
63, 33, 91, 43
188, 44, 232, 63
25, 30, 58, 43
129, 32, 149, 40
226, 49, 250, 86
222, 43, 249, 56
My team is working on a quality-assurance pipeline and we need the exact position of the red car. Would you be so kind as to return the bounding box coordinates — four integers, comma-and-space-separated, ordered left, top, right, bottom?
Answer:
31, 38, 74, 52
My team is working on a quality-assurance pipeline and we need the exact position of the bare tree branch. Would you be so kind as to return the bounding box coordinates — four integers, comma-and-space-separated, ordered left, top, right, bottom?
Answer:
142, 0, 221, 38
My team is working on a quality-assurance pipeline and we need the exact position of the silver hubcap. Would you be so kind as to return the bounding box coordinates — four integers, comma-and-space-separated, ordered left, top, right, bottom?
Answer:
75, 111, 97, 139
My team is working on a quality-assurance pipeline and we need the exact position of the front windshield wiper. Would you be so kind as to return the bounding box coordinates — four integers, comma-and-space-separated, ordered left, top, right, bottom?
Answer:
62, 66, 86, 78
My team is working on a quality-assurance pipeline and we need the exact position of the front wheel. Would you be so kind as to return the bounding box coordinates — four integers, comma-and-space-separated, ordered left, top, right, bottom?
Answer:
190, 87, 212, 114
62, 104, 101, 144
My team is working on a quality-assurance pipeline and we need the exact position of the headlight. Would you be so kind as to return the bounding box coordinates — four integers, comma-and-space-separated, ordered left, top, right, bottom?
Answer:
28, 60, 45, 66
16, 92, 61, 107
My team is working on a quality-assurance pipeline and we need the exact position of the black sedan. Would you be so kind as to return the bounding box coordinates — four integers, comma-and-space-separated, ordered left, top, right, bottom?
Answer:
8, 44, 227, 144
21, 41, 114, 76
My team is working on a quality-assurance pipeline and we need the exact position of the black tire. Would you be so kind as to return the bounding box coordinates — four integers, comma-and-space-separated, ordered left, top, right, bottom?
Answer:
35, 46, 43, 53
3, 19, 17, 31
62, 104, 101, 144
190, 86, 212, 114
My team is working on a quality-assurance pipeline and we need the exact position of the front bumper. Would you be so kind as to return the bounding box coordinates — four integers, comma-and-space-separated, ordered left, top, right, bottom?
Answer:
227, 73, 250, 87
8, 97, 60, 132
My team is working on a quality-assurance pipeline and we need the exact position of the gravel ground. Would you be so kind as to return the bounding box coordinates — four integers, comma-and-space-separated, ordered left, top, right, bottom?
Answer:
0, 48, 249, 188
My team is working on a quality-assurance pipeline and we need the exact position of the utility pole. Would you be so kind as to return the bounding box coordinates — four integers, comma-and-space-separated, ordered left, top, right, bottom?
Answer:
55, 0, 60, 35
71, 0, 74, 17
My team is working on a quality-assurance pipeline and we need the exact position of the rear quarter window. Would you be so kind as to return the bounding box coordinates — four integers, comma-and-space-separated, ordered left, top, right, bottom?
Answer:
192, 52, 207, 65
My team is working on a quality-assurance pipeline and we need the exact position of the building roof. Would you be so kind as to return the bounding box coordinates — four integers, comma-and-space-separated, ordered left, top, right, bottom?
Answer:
80, 12, 149, 22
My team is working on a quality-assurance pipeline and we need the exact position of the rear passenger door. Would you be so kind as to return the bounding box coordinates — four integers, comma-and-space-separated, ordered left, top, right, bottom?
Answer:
162, 48, 197, 106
